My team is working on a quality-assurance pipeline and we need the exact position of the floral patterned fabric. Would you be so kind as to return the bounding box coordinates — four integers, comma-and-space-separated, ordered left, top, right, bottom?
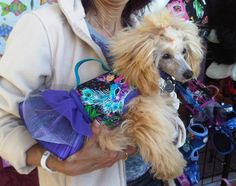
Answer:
76, 72, 138, 128
184, 0, 207, 25
0, 0, 57, 55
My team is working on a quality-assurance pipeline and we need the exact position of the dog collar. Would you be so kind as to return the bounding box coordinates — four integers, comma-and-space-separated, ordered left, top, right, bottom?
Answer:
160, 71, 175, 93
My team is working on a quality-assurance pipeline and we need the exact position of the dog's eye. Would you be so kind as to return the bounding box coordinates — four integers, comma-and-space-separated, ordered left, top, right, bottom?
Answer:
162, 54, 172, 60
182, 48, 186, 54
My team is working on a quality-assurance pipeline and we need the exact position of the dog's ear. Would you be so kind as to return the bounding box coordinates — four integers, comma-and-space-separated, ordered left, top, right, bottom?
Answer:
180, 21, 204, 77
110, 29, 160, 96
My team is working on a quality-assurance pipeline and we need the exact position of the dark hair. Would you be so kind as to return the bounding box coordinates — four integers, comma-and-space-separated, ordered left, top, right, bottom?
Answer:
81, 0, 153, 26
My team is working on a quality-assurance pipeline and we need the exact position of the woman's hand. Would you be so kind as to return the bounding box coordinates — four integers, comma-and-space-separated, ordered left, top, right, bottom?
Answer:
26, 120, 137, 176
52, 120, 129, 176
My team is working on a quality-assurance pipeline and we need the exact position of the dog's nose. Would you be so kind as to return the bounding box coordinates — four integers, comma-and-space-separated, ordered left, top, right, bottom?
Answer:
183, 70, 193, 79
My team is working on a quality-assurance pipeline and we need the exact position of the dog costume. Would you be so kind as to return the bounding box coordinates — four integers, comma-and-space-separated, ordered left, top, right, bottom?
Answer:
19, 59, 139, 160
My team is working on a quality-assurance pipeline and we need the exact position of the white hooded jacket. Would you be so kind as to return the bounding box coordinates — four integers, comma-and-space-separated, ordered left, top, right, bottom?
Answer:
0, 0, 126, 185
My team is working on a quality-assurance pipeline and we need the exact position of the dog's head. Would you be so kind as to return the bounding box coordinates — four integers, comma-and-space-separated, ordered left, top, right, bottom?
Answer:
110, 9, 203, 96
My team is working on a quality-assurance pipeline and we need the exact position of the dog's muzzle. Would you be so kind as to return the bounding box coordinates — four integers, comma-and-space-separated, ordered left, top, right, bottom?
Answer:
183, 70, 193, 80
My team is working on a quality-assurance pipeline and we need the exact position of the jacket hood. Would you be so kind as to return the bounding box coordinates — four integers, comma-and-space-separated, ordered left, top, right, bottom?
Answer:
57, 0, 108, 63
58, 0, 85, 29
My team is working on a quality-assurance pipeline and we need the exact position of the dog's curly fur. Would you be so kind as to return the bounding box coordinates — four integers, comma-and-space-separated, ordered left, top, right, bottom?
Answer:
97, 10, 203, 180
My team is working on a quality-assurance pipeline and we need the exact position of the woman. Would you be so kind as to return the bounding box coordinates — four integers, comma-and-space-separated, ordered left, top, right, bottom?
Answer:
0, 0, 165, 186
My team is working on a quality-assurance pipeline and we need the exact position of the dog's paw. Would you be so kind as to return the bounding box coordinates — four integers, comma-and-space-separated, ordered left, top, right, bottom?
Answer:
98, 126, 132, 151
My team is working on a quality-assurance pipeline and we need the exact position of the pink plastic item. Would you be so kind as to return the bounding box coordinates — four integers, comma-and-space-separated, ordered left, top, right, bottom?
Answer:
167, 0, 189, 20
176, 174, 191, 186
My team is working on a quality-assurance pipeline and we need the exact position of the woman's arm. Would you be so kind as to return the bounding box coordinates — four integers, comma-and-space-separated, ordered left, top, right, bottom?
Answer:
0, 13, 52, 174
26, 120, 126, 175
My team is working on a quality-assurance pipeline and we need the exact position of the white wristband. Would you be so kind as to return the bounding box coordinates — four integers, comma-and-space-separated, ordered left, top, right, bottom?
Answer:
40, 150, 54, 173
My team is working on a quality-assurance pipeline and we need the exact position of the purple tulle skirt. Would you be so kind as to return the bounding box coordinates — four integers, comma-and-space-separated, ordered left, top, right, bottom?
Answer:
19, 89, 90, 160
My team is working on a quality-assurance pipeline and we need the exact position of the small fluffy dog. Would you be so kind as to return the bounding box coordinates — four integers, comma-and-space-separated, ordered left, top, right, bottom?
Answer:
21, 9, 203, 180
97, 10, 203, 180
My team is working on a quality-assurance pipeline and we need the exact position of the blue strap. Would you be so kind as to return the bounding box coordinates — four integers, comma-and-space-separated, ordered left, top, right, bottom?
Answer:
74, 58, 111, 85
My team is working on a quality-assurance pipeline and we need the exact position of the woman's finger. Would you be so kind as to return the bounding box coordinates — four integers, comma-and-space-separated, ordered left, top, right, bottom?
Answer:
84, 120, 101, 148
126, 146, 138, 156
